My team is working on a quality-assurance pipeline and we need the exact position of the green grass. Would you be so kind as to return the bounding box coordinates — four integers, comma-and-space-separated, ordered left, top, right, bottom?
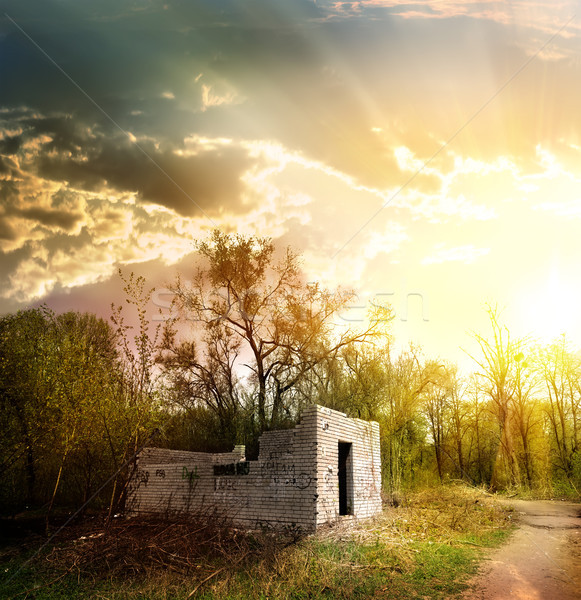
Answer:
0, 485, 515, 600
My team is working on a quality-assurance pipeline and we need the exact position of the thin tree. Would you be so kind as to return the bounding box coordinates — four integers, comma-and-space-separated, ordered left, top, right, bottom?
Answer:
468, 306, 523, 490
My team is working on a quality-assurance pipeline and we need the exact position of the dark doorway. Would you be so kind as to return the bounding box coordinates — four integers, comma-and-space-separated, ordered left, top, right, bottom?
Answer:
338, 442, 353, 515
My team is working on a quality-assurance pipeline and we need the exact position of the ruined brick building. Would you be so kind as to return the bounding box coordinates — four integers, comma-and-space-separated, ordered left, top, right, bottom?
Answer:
127, 405, 382, 530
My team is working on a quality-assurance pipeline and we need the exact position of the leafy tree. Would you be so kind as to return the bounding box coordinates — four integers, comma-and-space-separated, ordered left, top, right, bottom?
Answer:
464, 377, 496, 485
109, 270, 163, 514
0, 308, 126, 512
509, 348, 541, 488
537, 336, 581, 491
0, 307, 54, 505
158, 230, 390, 449
380, 346, 431, 493
0, 301, 163, 515
446, 372, 471, 481
44, 311, 120, 512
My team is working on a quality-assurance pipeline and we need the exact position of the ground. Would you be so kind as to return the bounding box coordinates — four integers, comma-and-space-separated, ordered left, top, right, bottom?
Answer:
1, 487, 577, 599
462, 499, 581, 600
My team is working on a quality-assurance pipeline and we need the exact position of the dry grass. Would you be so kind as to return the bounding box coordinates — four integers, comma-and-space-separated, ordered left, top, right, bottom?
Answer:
46, 514, 255, 578
1, 484, 514, 599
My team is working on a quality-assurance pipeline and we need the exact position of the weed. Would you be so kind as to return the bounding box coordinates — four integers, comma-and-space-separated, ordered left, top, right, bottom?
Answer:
0, 484, 514, 600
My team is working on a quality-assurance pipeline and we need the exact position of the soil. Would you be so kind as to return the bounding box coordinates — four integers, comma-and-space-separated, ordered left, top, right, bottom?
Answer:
462, 498, 581, 599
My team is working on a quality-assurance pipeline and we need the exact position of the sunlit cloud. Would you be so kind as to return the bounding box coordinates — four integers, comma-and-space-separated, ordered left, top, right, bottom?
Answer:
389, 148, 501, 222
327, 0, 577, 35
201, 84, 242, 112
3, 115, 581, 318
422, 244, 490, 265
363, 223, 409, 260
519, 146, 581, 214
403, 192, 498, 223
534, 199, 581, 217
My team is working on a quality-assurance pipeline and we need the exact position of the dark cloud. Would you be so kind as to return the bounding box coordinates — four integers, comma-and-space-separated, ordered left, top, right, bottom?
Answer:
0, 216, 17, 241
40, 228, 94, 259
0, 178, 19, 201
3, 0, 576, 194
0, 1, 432, 192
0, 135, 21, 154
35, 134, 254, 217
19, 115, 89, 156
0, 245, 33, 291
17, 207, 83, 231
0, 153, 19, 174
0, 112, 256, 217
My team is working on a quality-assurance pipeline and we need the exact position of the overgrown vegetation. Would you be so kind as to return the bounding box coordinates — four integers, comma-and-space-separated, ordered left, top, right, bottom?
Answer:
0, 484, 513, 600
0, 305, 161, 517
1, 230, 580, 518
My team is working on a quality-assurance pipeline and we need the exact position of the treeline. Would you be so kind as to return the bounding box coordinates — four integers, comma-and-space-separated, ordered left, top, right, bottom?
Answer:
0, 281, 160, 516
319, 327, 581, 497
0, 231, 579, 515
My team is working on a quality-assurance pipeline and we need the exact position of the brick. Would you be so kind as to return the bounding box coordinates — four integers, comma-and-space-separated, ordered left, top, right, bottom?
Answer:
127, 405, 381, 531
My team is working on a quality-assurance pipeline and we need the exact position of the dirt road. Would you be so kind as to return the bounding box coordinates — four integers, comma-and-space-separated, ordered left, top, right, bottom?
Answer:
462, 499, 581, 600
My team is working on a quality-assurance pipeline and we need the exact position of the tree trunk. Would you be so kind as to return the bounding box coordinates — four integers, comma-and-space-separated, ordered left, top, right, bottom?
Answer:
14, 406, 36, 505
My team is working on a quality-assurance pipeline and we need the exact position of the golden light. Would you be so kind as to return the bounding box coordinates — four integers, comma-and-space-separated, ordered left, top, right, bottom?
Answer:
518, 267, 581, 343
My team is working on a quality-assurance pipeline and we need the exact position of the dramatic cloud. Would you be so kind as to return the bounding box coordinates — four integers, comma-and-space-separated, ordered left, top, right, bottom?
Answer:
16, 206, 83, 231
0, 113, 254, 217
2, 0, 581, 364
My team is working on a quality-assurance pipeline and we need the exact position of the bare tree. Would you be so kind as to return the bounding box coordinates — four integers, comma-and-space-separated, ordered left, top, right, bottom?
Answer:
468, 306, 524, 490
538, 336, 581, 486
423, 362, 456, 483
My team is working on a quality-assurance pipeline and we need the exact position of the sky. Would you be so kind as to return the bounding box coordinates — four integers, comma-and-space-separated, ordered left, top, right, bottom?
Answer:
1, 0, 581, 370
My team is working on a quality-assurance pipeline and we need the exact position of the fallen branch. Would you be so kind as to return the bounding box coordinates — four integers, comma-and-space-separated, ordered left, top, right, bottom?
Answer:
185, 550, 250, 598
185, 566, 228, 598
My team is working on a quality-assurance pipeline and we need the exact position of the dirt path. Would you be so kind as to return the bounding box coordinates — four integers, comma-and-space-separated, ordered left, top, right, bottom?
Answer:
462, 499, 581, 599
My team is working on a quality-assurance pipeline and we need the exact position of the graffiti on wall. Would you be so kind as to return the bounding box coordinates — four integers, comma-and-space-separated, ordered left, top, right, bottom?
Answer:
214, 477, 237, 491
182, 466, 199, 483
213, 462, 250, 476
128, 406, 382, 529
269, 473, 312, 489
259, 459, 312, 489
137, 469, 150, 486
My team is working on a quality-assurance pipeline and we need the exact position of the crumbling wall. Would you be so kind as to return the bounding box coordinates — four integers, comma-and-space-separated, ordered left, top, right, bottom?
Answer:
127, 405, 381, 530
126, 446, 247, 516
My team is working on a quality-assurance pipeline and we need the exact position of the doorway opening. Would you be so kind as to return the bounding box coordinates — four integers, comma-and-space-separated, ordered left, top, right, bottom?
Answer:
338, 442, 353, 516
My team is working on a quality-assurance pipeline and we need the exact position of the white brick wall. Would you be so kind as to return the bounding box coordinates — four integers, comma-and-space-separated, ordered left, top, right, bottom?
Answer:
127, 405, 382, 530
313, 406, 382, 526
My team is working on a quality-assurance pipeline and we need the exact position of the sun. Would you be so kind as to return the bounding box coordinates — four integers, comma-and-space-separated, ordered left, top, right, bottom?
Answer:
518, 268, 581, 344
